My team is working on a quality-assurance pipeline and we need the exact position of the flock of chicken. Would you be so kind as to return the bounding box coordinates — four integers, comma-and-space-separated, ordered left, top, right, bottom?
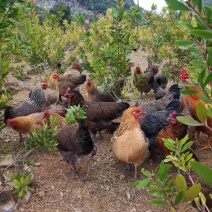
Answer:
3, 63, 212, 181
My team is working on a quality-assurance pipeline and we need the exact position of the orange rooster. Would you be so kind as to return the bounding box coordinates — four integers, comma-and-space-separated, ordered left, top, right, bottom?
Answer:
6, 111, 46, 135
112, 106, 149, 180
180, 69, 212, 150
85, 79, 115, 102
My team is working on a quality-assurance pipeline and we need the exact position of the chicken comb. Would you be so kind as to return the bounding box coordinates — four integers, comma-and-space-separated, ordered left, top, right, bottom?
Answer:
43, 109, 49, 115
135, 66, 141, 73
66, 87, 71, 93
180, 69, 187, 75
170, 111, 177, 117
137, 106, 143, 111
42, 80, 48, 84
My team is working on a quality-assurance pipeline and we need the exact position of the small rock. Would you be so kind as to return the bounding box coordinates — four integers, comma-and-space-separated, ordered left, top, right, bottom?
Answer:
145, 210, 152, 212
126, 191, 131, 201
60, 192, 64, 197
51, 185, 54, 190
130, 207, 136, 212
38, 191, 45, 198
120, 175, 125, 180
105, 186, 110, 191
34, 162, 41, 166
0, 155, 14, 167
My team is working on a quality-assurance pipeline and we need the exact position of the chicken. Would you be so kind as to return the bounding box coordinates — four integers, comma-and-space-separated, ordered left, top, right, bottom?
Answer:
86, 120, 114, 141
44, 74, 60, 107
56, 73, 86, 97
112, 106, 149, 180
157, 111, 199, 161
6, 111, 46, 135
133, 66, 158, 96
139, 84, 180, 114
71, 59, 84, 75
154, 74, 168, 89
152, 74, 169, 100
180, 69, 212, 149
85, 79, 115, 102
64, 88, 129, 122
43, 110, 67, 131
64, 88, 129, 140
55, 119, 97, 179
156, 111, 187, 155
140, 99, 181, 153
47, 104, 67, 117
4, 84, 46, 124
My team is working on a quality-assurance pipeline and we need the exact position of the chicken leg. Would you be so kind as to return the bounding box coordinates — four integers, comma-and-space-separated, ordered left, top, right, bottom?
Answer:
84, 145, 97, 180
200, 136, 212, 150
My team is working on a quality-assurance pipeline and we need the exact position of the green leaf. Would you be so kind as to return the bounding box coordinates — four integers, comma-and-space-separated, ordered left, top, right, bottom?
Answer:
141, 168, 151, 177
165, 0, 191, 11
181, 90, 199, 95
158, 164, 172, 181
136, 178, 151, 189
207, 47, 212, 66
181, 141, 193, 153
149, 189, 164, 198
196, 0, 202, 13
175, 40, 194, 47
179, 21, 194, 30
184, 183, 201, 201
190, 60, 205, 67
196, 101, 207, 123
190, 30, 212, 39
149, 199, 169, 206
164, 142, 175, 152
191, 161, 212, 186
175, 190, 184, 206
175, 174, 187, 193
176, 116, 203, 126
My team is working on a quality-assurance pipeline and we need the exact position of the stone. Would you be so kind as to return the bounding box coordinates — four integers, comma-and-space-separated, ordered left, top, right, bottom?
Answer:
0, 155, 14, 167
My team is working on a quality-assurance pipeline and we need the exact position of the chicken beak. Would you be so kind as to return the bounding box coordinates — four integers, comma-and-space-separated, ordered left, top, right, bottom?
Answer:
64, 93, 69, 98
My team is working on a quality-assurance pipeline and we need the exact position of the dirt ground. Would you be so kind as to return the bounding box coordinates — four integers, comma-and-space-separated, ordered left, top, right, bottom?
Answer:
0, 48, 211, 212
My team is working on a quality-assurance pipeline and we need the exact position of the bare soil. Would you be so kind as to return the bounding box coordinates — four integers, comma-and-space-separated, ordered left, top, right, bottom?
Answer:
0, 48, 211, 212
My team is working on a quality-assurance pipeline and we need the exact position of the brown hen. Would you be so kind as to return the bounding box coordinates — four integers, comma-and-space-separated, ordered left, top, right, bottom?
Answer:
112, 106, 149, 180
44, 74, 60, 107
85, 79, 115, 102
71, 59, 84, 75
133, 66, 158, 96
64, 88, 129, 140
180, 69, 212, 149
64, 88, 129, 122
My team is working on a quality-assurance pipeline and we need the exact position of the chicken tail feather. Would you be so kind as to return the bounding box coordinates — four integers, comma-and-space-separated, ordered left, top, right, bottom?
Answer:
4, 106, 14, 123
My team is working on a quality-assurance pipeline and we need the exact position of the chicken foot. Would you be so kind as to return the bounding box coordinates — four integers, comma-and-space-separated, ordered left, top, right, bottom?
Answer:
19, 133, 23, 143
84, 145, 97, 180
124, 164, 134, 174
200, 136, 212, 151
93, 131, 103, 142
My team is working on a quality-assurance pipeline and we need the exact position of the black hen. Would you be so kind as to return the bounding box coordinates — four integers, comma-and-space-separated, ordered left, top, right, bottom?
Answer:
140, 84, 180, 114
155, 74, 168, 89
140, 100, 181, 152
55, 120, 97, 179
